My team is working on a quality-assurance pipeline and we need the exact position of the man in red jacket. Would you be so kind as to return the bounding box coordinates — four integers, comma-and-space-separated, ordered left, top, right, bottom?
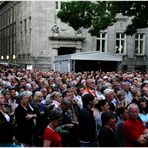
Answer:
123, 103, 148, 147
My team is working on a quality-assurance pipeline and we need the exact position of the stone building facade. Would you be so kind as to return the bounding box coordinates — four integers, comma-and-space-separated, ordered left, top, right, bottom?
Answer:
0, 1, 148, 71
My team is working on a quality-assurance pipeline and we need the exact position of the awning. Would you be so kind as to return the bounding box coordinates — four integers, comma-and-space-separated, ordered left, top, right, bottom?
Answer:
0, 61, 9, 66
0, 61, 24, 67
55, 51, 122, 62
9, 63, 23, 67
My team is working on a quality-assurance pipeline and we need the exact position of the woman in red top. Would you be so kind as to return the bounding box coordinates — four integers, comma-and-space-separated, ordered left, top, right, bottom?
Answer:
43, 107, 63, 147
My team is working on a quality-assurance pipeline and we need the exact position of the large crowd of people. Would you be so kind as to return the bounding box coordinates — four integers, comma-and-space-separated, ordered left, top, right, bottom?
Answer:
0, 68, 148, 147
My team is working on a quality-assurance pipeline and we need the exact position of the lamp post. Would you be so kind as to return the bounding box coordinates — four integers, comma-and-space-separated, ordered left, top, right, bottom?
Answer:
6, 55, 9, 60
12, 55, 16, 62
6, 55, 9, 66
1, 56, 4, 60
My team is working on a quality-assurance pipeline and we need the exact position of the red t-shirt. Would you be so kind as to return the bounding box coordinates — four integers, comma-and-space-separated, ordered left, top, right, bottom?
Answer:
43, 127, 62, 147
123, 118, 146, 147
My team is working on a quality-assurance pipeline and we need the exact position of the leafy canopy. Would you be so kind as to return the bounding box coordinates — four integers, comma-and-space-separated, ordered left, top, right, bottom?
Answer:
57, 1, 148, 36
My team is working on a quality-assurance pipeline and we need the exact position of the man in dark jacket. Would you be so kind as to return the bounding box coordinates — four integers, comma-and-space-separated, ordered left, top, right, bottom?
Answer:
79, 93, 97, 147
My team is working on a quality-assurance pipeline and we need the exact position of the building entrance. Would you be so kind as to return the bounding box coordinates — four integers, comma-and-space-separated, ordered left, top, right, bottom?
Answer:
75, 60, 118, 72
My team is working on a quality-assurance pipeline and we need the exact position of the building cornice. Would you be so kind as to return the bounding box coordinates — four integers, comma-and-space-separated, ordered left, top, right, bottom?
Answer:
49, 36, 85, 41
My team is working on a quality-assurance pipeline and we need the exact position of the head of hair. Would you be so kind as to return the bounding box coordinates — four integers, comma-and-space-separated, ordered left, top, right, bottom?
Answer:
19, 85, 26, 91
86, 79, 95, 86
76, 85, 84, 94
46, 107, 63, 122
9, 87, 16, 92
95, 99, 108, 111
141, 81, 148, 89
44, 104, 55, 115
1, 90, 10, 96
45, 94, 52, 105
139, 97, 146, 103
115, 107, 126, 117
62, 89, 72, 98
101, 111, 116, 126
116, 90, 125, 98
52, 91, 61, 99
61, 98, 72, 106
122, 81, 131, 87
26, 91, 32, 97
33, 91, 43, 101
82, 93, 94, 107
19, 91, 30, 100
131, 88, 141, 96
103, 88, 114, 96
127, 103, 139, 113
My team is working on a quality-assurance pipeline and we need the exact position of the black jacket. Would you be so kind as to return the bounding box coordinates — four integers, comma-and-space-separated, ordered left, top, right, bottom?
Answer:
79, 106, 96, 142
98, 126, 119, 147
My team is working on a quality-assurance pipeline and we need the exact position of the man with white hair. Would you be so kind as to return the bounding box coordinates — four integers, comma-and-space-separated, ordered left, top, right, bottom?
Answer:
123, 103, 148, 147
104, 88, 116, 111
121, 81, 133, 104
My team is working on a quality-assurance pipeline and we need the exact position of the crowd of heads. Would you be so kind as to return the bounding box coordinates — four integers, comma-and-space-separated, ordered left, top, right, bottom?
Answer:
0, 68, 148, 146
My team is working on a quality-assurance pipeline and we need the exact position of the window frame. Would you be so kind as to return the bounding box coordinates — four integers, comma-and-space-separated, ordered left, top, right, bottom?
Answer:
115, 32, 126, 55
96, 32, 107, 52
134, 33, 145, 55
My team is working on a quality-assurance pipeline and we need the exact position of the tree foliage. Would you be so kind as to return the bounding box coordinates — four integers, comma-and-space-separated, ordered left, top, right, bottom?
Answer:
57, 1, 148, 36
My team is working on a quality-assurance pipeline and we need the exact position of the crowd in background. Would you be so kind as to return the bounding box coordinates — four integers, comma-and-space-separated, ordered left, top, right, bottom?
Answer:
0, 68, 148, 147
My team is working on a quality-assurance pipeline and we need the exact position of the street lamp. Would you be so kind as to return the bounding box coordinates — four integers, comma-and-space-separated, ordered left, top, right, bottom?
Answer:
12, 55, 16, 60
6, 55, 10, 66
1, 56, 4, 60
6, 55, 9, 60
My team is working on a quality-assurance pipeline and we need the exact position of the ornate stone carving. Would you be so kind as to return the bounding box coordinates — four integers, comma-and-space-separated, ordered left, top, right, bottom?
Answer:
76, 28, 82, 34
52, 24, 59, 33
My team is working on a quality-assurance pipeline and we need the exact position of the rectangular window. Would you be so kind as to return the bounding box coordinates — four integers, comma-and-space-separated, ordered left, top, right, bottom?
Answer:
29, 16, 31, 31
10, 8, 12, 24
4, 12, 6, 27
13, 23, 16, 35
12, 7, 14, 23
56, 1, 61, 11
6, 10, 9, 26
20, 21, 22, 33
135, 33, 145, 54
96, 32, 107, 52
24, 19, 27, 32
115, 32, 126, 54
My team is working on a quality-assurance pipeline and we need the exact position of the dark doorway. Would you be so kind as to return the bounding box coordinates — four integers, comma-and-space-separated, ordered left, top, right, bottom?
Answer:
135, 65, 146, 72
122, 65, 127, 72
58, 47, 76, 55
75, 60, 118, 72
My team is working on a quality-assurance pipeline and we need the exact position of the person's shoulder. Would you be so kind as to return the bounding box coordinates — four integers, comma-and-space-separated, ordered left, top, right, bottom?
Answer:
116, 119, 124, 126
99, 126, 113, 135
123, 119, 132, 127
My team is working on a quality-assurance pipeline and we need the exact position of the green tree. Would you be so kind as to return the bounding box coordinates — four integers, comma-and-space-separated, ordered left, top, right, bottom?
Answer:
57, 1, 148, 36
